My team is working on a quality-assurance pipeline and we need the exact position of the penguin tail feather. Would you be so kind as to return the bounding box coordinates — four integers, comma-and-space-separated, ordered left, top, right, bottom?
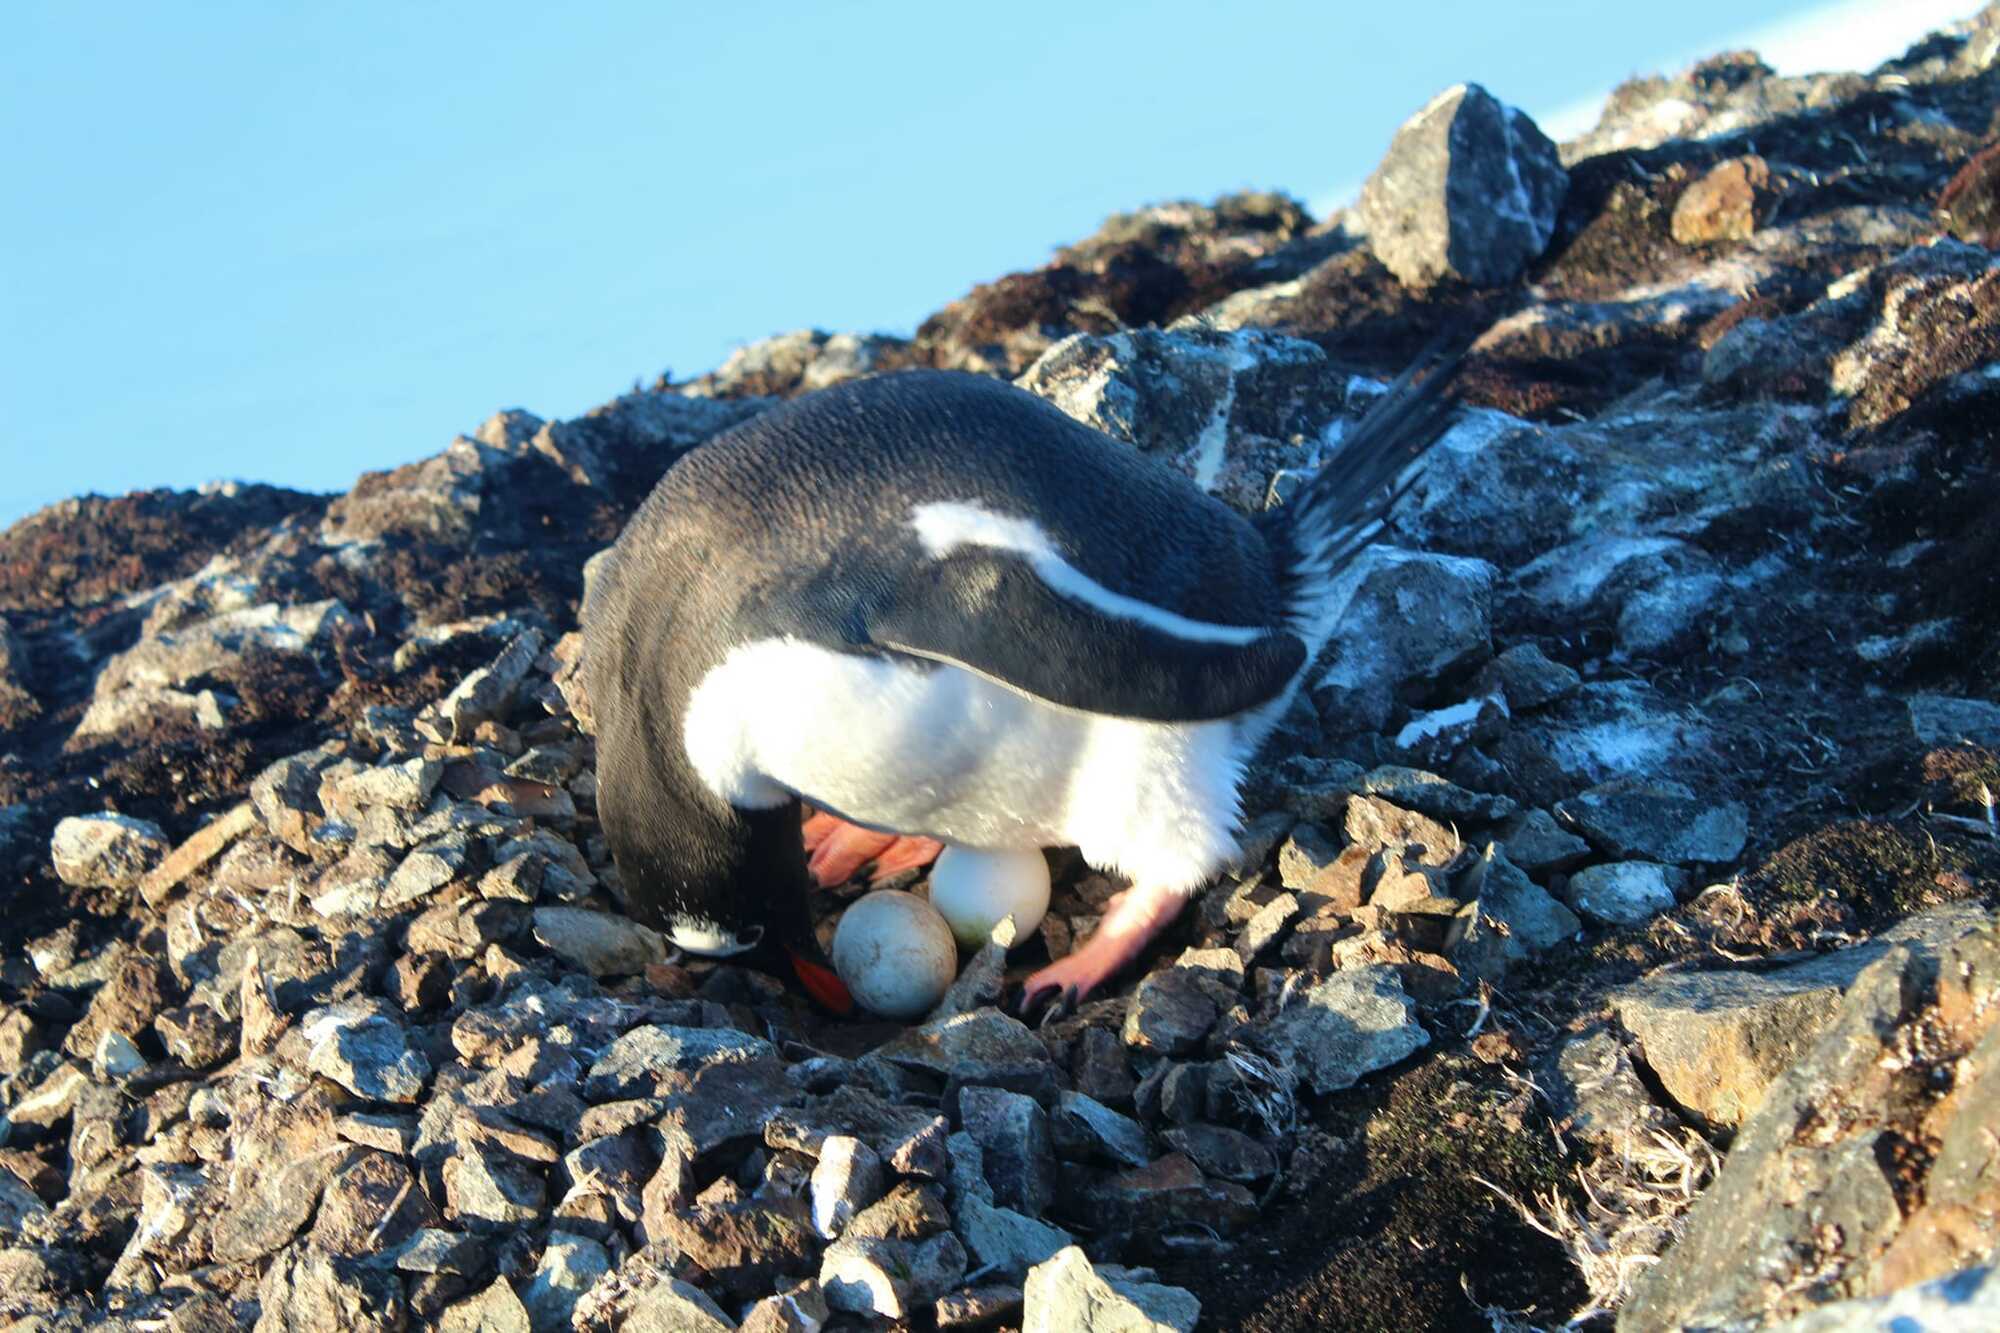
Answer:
1271, 340, 1465, 621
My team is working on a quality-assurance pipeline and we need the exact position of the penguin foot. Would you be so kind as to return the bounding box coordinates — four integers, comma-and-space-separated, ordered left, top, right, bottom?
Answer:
800, 811, 943, 887
1015, 883, 1188, 1014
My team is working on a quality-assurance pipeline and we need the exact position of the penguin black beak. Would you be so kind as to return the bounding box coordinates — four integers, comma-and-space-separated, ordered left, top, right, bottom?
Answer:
784, 944, 854, 1016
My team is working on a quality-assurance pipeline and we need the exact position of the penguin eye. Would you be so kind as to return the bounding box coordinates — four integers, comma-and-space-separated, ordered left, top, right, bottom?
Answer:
737, 924, 765, 949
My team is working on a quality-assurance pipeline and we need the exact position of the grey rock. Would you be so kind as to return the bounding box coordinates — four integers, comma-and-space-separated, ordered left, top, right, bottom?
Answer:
623, 1277, 738, 1332
532, 905, 667, 977
1049, 1091, 1152, 1168
808, 1135, 883, 1239
516, 1232, 608, 1320
255, 1245, 407, 1332
936, 1283, 1026, 1329
438, 1281, 533, 1333
1909, 693, 2000, 749
1620, 917, 2000, 1331
1454, 846, 1582, 981
821, 1231, 969, 1322
324, 756, 443, 812
1312, 547, 1497, 734
1235, 892, 1301, 964
1565, 861, 1687, 928
1259, 966, 1429, 1094
1023, 1245, 1200, 1333
1276, 822, 1346, 891
1556, 777, 1749, 865
1358, 83, 1566, 288
1356, 765, 1517, 824
295, 998, 432, 1102
651, 1198, 820, 1299
1541, 1026, 1681, 1151
383, 834, 472, 909
945, 1136, 1075, 1276
1343, 794, 1462, 867
49, 813, 171, 889
1498, 808, 1591, 875
439, 628, 546, 741
959, 1086, 1055, 1216
1018, 325, 1345, 515
1610, 904, 1993, 1131
444, 1145, 547, 1227
1160, 1123, 1277, 1182
584, 1024, 775, 1101
1476, 643, 1580, 712
766, 1084, 951, 1179
392, 1229, 490, 1276
1122, 969, 1219, 1057
862, 1008, 1051, 1083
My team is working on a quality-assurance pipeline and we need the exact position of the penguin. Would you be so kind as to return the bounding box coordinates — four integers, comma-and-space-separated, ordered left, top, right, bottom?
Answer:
581, 349, 1461, 1016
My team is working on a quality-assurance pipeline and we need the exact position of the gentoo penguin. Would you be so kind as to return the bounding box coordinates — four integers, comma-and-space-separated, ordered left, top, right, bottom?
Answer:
581, 352, 1460, 1015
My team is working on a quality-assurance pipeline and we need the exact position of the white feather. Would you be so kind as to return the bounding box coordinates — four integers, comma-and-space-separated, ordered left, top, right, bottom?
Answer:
907, 499, 1265, 647
682, 636, 1255, 893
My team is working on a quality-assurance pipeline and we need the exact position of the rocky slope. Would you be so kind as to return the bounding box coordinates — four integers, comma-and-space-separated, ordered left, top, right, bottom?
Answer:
6, 11, 2000, 1331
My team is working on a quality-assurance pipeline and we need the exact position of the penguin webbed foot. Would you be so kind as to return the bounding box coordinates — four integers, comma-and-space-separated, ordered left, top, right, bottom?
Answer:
800, 810, 943, 887
1013, 883, 1189, 1020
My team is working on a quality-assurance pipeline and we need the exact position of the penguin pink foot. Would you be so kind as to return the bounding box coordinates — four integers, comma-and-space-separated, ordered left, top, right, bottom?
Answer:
801, 810, 944, 887
1018, 883, 1187, 1018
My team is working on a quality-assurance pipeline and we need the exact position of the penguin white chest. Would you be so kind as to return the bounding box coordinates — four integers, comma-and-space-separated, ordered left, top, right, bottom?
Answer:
680, 636, 1256, 891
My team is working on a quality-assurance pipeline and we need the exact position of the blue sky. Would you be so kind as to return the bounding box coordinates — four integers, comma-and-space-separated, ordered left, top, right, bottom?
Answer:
0, 2, 1976, 528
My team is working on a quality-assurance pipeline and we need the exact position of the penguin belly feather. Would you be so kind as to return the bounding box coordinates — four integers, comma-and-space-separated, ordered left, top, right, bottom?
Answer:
681, 634, 1262, 893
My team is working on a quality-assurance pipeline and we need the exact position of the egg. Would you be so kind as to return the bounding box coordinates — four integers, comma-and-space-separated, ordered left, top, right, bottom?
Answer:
830, 889, 958, 1020
927, 846, 1051, 952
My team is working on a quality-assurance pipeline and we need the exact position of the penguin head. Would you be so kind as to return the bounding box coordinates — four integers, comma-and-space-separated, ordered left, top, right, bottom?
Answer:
605, 793, 854, 1016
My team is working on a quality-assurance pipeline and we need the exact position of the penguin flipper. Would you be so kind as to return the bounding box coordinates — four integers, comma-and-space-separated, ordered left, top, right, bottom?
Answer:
860, 550, 1304, 722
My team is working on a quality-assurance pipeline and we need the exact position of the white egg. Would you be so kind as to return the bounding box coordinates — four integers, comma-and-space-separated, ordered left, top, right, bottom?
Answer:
830, 889, 958, 1020
927, 846, 1051, 952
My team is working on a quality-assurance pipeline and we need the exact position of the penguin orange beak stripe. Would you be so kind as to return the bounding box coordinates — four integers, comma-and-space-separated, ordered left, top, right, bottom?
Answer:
785, 947, 854, 1015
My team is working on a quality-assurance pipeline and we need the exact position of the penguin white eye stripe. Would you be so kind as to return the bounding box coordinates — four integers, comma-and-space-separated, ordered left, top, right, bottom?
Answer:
907, 500, 1264, 647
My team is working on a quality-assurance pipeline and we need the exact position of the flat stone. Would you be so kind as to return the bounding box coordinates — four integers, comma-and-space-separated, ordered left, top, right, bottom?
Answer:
1122, 969, 1218, 1056
1609, 906, 1991, 1132
256, 1245, 408, 1332
765, 1084, 950, 1178
50, 813, 171, 889
622, 1277, 737, 1333
1555, 778, 1748, 865
437, 1280, 532, 1333
443, 1148, 546, 1227
142, 801, 260, 905
1050, 1091, 1152, 1168
654, 1198, 820, 1298
1073, 1152, 1257, 1236
439, 628, 545, 742
1235, 892, 1301, 964
1356, 765, 1518, 824
1566, 861, 1686, 928
847, 1182, 951, 1242
391, 1228, 489, 1276
295, 998, 432, 1102
1909, 693, 2000, 749
1258, 965, 1429, 1094
937, 1283, 1026, 1329
1022, 1245, 1200, 1333
1476, 643, 1580, 713
862, 1008, 1051, 1082
1344, 795, 1463, 867
1541, 1026, 1681, 1152
1498, 808, 1591, 875
583, 1024, 775, 1101
1161, 1123, 1277, 1183
1311, 547, 1497, 735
